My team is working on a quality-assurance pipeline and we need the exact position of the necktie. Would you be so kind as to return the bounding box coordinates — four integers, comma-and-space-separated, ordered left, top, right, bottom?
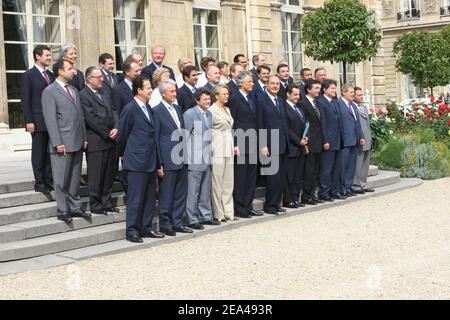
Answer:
108, 73, 114, 86
263, 85, 267, 94
312, 100, 320, 119
95, 91, 103, 102
192, 87, 196, 94
141, 104, 150, 121
65, 85, 75, 103
274, 97, 280, 114
348, 102, 356, 120
168, 106, 181, 129
42, 70, 50, 85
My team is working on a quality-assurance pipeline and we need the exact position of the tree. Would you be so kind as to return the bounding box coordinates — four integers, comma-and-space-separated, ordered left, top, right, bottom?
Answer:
393, 29, 450, 96
300, 0, 381, 84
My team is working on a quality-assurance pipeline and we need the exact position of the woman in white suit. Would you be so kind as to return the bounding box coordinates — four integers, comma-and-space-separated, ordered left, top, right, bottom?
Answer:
209, 84, 239, 223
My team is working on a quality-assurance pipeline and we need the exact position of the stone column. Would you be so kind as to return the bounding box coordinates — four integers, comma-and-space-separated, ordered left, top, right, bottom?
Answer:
249, 0, 274, 64
221, 0, 247, 62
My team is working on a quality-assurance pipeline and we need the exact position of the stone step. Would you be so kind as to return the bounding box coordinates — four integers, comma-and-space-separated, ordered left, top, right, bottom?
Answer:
0, 222, 126, 262
0, 210, 126, 244
0, 192, 126, 226
3, 177, 421, 272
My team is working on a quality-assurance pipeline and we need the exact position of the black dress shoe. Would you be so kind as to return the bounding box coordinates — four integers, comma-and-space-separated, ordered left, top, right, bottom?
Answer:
352, 189, 365, 194
140, 230, 165, 238
71, 209, 91, 219
276, 207, 287, 213
35, 185, 50, 193
105, 207, 120, 213
295, 201, 306, 207
319, 196, 334, 202
363, 188, 375, 193
57, 212, 73, 224
312, 197, 325, 204
188, 223, 205, 230
264, 210, 279, 215
174, 226, 194, 234
202, 220, 221, 226
249, 209, 264, 216
126, 234, 143, 243
331, 194, 346, 200
46, 185, 54, 192
91, 209, 107, 215
283, 202, 298, 209
236, 212, 252, 219
160, 229, 176, 236
303, 198, 317, 205
345, 191, 356, 197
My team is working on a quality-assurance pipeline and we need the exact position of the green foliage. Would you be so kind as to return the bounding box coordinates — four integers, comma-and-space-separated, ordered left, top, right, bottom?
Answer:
393, 29, 450, 95
373, 131, 450, 180
300, 0, 381, 83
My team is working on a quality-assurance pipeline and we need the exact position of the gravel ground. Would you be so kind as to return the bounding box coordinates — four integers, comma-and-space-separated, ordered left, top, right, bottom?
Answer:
0, 178, 449, 300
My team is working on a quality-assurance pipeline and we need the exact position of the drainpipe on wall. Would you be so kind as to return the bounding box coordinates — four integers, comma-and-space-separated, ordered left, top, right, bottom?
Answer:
245, 0, 253, 66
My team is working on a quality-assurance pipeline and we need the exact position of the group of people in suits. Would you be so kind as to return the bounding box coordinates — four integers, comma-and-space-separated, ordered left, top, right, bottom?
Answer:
21, 44, 374, 244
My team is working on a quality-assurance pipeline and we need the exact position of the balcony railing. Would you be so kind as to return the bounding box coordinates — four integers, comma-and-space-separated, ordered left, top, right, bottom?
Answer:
440, 6, 450, 16
397, 9, 421, 20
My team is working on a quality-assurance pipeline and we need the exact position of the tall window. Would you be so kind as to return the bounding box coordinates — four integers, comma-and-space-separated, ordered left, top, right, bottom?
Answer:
398, 0, 420, 20
441, 0, 450, 15
281, 4, 302, 81
193, 8, 220, 68
113, 0, 148, 71
2, 0, 62, 129
339, 63, 356, 87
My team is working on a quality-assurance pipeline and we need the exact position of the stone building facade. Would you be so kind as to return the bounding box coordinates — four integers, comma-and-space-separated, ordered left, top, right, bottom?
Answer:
0, 0, 448, 152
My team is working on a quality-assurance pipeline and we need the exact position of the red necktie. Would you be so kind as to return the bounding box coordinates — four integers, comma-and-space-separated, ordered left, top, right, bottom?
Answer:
43, 71, 50, 85
65, 85, 75, 103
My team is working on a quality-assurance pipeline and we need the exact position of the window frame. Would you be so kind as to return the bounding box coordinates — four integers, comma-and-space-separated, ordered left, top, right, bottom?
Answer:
192, 7, 222, 68
281, 4, 303, 81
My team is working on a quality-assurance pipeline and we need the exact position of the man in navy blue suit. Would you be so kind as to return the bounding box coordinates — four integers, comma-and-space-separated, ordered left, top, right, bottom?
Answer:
316, 79, 345, 202
153, 79, 193, 237
227, 63, 244, 97
228, 71, 263, 219
251, 64, 271, 102
21, 45, 55, 193
250, 54, 267, 83
177, 65, 198, 113
277, 63, 294, 99
338, 84, 365, 197
298, 68, 313, 100
117, 76, 165, 243
202, 65, 221, 92
259, 76, 289, 215
299, 79, 324, 205
141, 46, 175, 88
283, 84, 308, 209
113, 58, 142, 116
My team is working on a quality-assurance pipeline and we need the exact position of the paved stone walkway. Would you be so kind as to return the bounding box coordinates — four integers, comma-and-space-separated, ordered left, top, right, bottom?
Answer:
0, 177, 448, 299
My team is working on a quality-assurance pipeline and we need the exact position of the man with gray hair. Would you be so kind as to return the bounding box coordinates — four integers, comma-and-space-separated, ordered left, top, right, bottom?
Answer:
202, 65, 221, 92
153, 79, 192, 236
60, 43, 85, 91
250, 54, 267, 82
79, 67, 119, 215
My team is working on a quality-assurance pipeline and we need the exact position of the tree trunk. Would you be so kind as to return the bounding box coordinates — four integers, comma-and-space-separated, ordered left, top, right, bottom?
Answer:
342, 61, 347, 86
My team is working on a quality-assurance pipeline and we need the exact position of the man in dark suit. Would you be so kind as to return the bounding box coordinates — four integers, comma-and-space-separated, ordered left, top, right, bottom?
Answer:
60, 43, 85, 91
314, 67, 327, 85
142, 46, 175, 88
42, 59, 90, 223
113, 58, 142, 116
259, 76, 289, 215
277, 63, 294, 99
250, 54, 267, 82
233, 54, 249, 70
202, 65, 221, 92
228, 71, 263, 219
177, 65, 198, 112
338, 84, 365, 197
80, 67, 119, 215
298, 68, 313, 100
316, 79, 345, 201
299, 79, 324, 205
283, 84, 308, 209
21, 45, 55, 193
153, 79, 192, 237
117, 76, 165, 243
227, 63, 244, 97
251, 64, 271, 102
99, 53, 118, 99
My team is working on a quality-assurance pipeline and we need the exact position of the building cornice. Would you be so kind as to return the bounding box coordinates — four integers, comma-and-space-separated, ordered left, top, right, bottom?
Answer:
382, 20, 450, 32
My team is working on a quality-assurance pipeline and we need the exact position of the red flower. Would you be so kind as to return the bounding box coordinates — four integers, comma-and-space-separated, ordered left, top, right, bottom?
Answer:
377, 107, 383, 114
438, 111, 445, 116
409, 116, 416, 122
439, 105, 447, 111
415, 102, 419, 107
437, 99, 443, 104
423, 109, 431, 115
431, 96, 435, 102
447, 120, 450, 125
